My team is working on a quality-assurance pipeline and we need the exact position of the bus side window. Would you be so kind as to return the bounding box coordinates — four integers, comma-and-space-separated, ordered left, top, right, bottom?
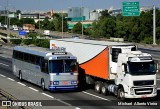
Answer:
35, 56, 41, 65
13, 50, 16, 58
24, 53, 29, 62
41, 59, 48, 73
30, 55, 36, 64
19, 52, 23, 60
15, 51, 19, 59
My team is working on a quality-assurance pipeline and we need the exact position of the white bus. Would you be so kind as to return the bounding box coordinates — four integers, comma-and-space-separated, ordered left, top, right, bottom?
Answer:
12, 45, 78, 91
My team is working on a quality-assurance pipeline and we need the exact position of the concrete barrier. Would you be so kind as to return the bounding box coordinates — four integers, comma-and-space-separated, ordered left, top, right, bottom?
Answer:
110, 37, 124, 42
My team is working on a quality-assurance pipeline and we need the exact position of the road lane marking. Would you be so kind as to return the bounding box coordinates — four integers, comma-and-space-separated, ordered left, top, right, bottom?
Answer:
7, 77, 15, 81
82, 91, 111, 101
157, 88, 160, 90
17, 82, 26, 86
75, 107, 81, 109
2, 51, 6, 53
0, 63, 9, 67
28, 87, 38, 92
56, 99, 72, 106
41, 93, 54, 99
0, 74, 6, 77
157, 79, 160, 80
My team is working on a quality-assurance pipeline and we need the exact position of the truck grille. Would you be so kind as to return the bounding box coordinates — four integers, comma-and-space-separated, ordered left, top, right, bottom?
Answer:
135, 88, 153, 95
133, 80, 154, 86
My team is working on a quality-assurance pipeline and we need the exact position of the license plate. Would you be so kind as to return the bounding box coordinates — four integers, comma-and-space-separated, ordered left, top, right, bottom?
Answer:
62, 81, 68, 85
141, 95, 147, 98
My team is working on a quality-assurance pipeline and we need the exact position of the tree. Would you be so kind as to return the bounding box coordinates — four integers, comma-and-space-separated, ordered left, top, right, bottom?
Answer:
91, 21, 100, 38
41, 17, 50, 30
100, 9, 110, 18
99, 18, 116, 38
0, 16, 6, 24
16, 10, 21, 15
10, 18, 19, 25
115, 21, 126, 38
47, 20, 55, 31
19, 18, 35, 27
72, 22, 83, 34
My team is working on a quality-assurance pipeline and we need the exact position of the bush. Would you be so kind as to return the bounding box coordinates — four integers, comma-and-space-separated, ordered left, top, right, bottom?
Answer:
38, 39, 50, 48
22, 38, 33, 45
141, 37, 153, 44
157, 39, 160, 45
10, 39, 22, 45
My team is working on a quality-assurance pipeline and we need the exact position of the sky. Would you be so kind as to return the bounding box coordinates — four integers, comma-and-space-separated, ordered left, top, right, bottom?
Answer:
0, 0, 160, 12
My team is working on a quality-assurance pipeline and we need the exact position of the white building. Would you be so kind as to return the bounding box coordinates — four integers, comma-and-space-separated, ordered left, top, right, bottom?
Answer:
89, 12, 101, 21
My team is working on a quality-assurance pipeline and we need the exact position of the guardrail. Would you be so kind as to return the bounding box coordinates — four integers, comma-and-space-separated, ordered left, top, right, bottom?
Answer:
0, 88, 32, 109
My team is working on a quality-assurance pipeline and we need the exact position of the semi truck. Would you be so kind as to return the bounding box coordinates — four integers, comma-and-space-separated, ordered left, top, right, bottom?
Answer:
50, 39, 158, 100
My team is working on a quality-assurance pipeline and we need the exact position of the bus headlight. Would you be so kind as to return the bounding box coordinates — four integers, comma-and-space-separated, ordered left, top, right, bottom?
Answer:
53, 81, 59, 85
130, 88, 134, 95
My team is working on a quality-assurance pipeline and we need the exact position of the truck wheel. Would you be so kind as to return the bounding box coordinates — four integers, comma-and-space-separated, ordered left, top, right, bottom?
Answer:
19, 71, 23, 81
117, 88, 125, 100
95, 81, 102, 93
101, 84, 108, 96
41, 79, 45, 91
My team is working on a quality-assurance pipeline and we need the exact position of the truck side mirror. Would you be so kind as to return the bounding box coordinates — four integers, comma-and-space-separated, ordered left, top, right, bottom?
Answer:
122, 64, 127, 73
122, 65, 125, 72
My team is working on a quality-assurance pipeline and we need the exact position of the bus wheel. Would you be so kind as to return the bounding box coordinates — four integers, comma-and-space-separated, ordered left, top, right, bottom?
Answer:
41, 79, 45, 91
94, 81, 102, 93
19, 71, 22, 81
117, 88, 125, 100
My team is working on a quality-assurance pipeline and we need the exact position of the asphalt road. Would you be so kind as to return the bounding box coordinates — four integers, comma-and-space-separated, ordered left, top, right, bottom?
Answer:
138, 47, 160, 61
0, 46, 160, 109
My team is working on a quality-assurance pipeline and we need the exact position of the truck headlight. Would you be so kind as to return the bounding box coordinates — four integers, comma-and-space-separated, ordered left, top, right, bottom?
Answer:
130, 88, 134, 95
153, 86, 157, 94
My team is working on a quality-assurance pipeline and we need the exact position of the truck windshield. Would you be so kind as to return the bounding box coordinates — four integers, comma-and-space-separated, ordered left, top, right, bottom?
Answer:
128, 61, 156, 75
49, 59, 77, 73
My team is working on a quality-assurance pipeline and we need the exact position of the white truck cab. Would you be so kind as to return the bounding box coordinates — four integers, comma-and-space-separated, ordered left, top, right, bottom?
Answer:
114, 51, 157, 99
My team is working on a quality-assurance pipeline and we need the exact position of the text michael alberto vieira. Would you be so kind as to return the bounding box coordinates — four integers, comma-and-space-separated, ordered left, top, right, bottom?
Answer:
118, 102, 158, 106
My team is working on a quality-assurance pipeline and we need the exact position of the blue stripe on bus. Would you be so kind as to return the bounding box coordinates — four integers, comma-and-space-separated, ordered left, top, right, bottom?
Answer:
56, 73, 59, 75
49, 85, 78, 91
70, 73, 73, 75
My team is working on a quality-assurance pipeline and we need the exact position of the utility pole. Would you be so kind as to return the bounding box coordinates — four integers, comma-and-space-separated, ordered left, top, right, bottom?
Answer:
81, 0, 83, 38
62, 10, 63, 38
5, 6, 7, 26
38, 0, 40, 35
6, 0, 10, 42
153, 5, 156, 45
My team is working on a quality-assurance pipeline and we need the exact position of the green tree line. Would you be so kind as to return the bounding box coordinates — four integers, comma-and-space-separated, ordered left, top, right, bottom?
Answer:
1, 9, 160, 45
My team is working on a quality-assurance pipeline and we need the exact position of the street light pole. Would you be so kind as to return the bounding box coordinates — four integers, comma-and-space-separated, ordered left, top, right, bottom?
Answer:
6, 0, 10, 40
153, 5, 156, 45
39, 0, 40, 35
62, 10, 63, 38
81, 0, 83, 38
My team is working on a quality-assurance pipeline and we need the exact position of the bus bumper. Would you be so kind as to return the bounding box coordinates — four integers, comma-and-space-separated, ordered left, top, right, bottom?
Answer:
49, 85, 78, 91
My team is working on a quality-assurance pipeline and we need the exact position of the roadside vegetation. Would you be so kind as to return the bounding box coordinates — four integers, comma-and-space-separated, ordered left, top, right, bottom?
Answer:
1, 9, 160, 45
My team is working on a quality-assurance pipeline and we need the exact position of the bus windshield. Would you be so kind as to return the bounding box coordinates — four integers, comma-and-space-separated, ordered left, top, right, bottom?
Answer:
65, 59, 77, 72
49, 59, 77, 73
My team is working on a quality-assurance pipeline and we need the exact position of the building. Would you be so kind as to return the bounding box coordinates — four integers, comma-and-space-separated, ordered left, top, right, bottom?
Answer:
0, 10, 17, 18
18, 12, 52, 23
140, 7, 152, 12
68, 7, 89, 21
89, 12, 101, 21
108, 8, 122, 16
